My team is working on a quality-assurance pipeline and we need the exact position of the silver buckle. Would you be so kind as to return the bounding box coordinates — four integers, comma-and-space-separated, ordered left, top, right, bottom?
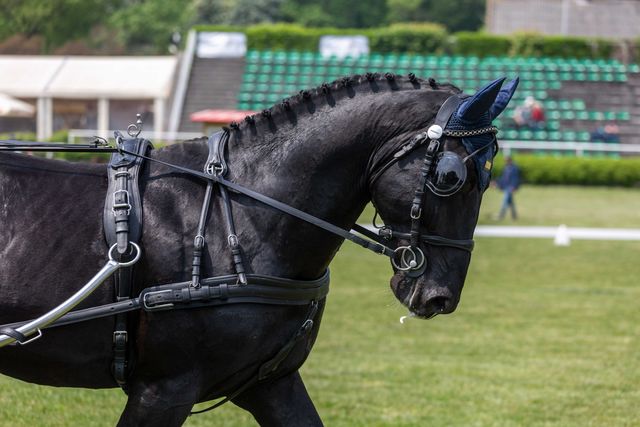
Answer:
16, 329, 43, 346
113, 331, 128, 344
142, 290, 175, 311
112, 189, 131, 215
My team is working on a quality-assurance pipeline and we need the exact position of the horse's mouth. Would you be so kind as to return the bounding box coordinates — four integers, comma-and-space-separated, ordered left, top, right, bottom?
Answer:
391, 274, 458, 320
408, 309, 442, 320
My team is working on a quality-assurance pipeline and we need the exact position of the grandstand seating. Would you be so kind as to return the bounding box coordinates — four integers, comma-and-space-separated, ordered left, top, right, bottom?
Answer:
236, 50, 636, 147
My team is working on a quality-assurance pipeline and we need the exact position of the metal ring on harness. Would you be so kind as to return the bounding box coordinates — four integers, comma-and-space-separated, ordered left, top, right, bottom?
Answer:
108, 242, 142, 267
391, 246, 425, 271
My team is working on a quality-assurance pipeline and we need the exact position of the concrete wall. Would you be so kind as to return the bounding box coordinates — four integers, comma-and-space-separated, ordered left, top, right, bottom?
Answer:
487, 0, 640, 39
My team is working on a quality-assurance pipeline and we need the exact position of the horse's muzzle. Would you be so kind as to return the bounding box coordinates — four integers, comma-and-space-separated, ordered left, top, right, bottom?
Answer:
390, 275, 460, 319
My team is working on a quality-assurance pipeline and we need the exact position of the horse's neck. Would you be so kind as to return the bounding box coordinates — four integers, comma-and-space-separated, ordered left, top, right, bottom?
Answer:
228, 99, 392, 224
220, 94, 402, 278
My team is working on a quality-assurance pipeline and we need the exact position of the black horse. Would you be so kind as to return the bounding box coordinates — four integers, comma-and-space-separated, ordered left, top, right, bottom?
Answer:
0, 74, 517, 426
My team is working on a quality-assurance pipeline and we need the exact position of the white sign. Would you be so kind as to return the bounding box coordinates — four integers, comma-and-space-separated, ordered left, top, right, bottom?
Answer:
319, 35, 369, 59
197, 32, 247, 58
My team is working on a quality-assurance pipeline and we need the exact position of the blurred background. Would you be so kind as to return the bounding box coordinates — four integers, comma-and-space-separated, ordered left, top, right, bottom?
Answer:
0, 1, 639, 426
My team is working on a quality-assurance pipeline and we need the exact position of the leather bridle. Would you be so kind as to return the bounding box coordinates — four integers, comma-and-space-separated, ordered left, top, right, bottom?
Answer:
359, 94, 498, 274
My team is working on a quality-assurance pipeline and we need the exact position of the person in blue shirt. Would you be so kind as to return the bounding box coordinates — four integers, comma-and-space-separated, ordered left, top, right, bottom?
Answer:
496, 156, 522, 220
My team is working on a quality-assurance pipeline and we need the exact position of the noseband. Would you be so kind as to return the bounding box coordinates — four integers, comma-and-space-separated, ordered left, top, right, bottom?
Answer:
363, 94, 498, 274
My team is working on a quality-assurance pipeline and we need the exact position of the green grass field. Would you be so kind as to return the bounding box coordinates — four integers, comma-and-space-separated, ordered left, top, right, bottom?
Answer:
1, 186, 639, 426
361, 185, 640, 228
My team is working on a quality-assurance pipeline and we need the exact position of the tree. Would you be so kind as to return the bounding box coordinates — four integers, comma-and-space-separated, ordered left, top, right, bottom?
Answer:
385, 0, 485, 32
0, 0, 117, 51
424, 0, 485, 33
107, 0, 195, 54
282, 0, 388, 28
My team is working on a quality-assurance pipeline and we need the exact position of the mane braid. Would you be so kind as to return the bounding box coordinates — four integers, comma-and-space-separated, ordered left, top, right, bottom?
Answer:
234, 73, 461, 134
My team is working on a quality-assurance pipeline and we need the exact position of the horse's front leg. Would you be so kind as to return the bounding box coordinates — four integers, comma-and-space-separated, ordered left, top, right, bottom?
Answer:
232, 370, 323, 427
116, 374, 198, 427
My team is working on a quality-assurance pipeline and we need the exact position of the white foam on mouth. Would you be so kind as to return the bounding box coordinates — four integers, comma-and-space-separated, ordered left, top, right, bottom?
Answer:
399, 313, 417, 324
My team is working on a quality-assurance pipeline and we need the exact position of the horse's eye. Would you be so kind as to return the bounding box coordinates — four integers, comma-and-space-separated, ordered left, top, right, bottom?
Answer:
426, 152, 467, 197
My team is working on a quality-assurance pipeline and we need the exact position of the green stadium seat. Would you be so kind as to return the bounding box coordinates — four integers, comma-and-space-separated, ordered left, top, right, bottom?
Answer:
617, 111, 630, 120
548, 131, 562, 141
547, 120, 560, 131
562, 131, 577, 141
572, 99, 586, 110
533, 130, 548, 141
588, 111, 604, 121
246, 64, 260, 74
548, 110, 561, 121
577, 131, 591, 142
238, 93, 252, 103
504, 129, 519, 140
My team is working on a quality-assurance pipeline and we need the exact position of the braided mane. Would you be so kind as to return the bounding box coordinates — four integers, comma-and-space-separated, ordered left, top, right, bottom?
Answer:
227, 73, 462, 133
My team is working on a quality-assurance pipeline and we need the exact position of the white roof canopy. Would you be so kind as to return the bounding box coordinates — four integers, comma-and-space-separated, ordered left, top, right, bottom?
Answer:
0, 93, 35, 117
0, 56, 177, 99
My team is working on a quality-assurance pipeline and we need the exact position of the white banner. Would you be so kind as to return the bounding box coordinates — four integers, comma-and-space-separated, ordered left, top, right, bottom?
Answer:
319, 35, 369, 59
197, 32, 247, 58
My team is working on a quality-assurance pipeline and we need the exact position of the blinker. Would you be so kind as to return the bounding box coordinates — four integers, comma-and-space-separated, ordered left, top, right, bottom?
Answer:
425, 152, 468, 197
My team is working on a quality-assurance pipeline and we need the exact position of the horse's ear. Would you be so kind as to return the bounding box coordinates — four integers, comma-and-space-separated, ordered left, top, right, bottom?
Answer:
457, 77, 505, 122
489, 77, 519, 120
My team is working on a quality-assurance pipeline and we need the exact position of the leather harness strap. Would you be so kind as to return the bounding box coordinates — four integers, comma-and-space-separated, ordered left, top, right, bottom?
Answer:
103, 134, 153, 390
0, 327, 27, 344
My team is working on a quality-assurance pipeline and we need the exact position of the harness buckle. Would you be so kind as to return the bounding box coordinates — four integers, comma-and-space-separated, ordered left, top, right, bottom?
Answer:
142, 290, 175, 311
205, 162, 226, 177
410, 206, 422, 219
113, 330, 128, 344
378, 227, 393, 240
112, 189, 132, 215
228, 234, 239, 248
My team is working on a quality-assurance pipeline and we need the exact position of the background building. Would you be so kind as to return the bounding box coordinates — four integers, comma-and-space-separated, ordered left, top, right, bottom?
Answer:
486, 0, 640, 38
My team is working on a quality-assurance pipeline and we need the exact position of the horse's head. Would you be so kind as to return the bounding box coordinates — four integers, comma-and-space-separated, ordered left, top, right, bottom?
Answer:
370, 77, 518, 319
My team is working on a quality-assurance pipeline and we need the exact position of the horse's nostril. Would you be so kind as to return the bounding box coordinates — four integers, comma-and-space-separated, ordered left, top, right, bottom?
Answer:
428, 296, 450, 313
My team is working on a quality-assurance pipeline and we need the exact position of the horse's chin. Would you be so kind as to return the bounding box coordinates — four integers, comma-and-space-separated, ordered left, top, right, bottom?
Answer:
390, 274, 459, 320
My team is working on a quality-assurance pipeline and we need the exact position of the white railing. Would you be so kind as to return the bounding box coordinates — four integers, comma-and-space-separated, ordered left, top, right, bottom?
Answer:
500, 140, 640, 157
359, 224, 640, 246
67, 129, 204, 144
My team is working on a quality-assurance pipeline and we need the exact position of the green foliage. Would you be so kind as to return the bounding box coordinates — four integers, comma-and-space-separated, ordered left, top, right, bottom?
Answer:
0, 0, 620, 58
107, 0, 195, 54
245, 23, 323, 51
452, 32, 512, 57
195, 24, 618, 59
280, 1, 334, 27
282, 0, 388, 29
368, 22, 448, 54
492, 154, 640, 187
0, 0, 114, 51
421, 0, 485, 33
510, 33, 614, 59
386, 0, 422, 24
225, 0, 285, 26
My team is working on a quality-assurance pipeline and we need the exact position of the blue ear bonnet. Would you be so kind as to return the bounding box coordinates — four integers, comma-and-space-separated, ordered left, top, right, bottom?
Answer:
448, 108, 496, 191
446, 77, 519, 191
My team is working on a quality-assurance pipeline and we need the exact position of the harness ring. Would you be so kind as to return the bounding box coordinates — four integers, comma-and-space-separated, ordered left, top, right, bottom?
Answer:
108, 242, 142, 267
391, 246, 425, 271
